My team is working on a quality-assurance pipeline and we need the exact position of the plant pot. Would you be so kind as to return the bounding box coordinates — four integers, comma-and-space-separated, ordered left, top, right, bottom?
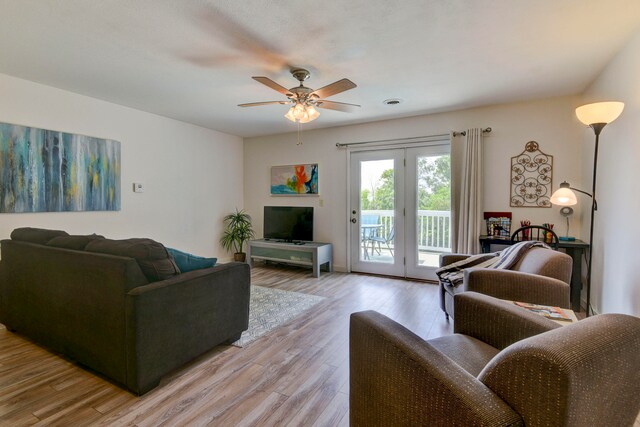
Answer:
234, 253, 247, 263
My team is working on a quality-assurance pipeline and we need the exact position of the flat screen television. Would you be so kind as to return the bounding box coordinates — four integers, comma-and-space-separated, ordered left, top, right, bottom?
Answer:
264, 206, 313, 242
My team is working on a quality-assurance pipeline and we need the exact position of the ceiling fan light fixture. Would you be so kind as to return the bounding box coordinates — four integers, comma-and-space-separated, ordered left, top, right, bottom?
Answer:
292, 103, 306, 120
284, 107, 296, 122
243, 69, 358, 124
285, 103, 320, 123
306, 105, 320, 121
298, 112, 311, 123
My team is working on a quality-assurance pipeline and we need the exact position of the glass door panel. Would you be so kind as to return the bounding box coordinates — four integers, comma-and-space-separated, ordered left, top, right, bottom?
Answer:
406, 146, 451, 280
359, 159, 394, 264
350, 150, 404, 276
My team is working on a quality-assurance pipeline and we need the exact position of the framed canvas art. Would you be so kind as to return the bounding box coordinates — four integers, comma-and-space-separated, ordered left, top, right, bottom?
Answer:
0, 122, 121, 213
271, 164, 319, 195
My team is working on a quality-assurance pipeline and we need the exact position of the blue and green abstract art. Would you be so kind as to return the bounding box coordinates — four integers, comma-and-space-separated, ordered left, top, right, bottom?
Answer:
0, 122, 121, 213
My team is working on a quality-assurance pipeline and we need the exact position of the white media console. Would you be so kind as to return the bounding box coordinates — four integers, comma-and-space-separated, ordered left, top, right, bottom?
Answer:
247, 239, 333, 278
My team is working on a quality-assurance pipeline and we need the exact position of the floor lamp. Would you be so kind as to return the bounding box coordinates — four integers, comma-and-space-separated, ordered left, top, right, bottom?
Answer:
550, 101, 624, 317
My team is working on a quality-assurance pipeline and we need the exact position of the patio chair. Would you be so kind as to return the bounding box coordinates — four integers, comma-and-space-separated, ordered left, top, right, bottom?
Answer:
369, 227, 395, 256
360, 214, 381, 259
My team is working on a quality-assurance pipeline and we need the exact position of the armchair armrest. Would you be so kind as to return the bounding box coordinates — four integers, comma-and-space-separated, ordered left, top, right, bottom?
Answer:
350, 311, 522, 426
463, 268, 570, 308
439, 253, 471, 267
454, 292, 559, 350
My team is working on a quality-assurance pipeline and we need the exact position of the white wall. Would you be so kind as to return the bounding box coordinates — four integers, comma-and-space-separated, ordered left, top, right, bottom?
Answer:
579, 30, 640, 316
244, 96, 585, 271
0, 73, 244, 259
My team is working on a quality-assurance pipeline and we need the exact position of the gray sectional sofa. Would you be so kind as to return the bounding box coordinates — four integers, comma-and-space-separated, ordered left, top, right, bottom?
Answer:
0, 227, 250, 395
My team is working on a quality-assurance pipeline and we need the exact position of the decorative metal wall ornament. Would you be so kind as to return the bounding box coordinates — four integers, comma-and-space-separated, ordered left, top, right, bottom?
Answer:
510, 141, 553, 208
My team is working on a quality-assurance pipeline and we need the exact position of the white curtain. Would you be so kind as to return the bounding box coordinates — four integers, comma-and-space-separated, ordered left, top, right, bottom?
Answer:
453, 128, 483, 254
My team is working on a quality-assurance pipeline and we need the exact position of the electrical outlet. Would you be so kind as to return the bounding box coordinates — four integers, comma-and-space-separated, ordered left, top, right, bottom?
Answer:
133, 182, 144, 193
319, 199, 324, 207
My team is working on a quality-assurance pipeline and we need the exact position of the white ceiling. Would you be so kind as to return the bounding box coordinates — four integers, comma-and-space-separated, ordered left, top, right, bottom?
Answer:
0, 0, 638, 138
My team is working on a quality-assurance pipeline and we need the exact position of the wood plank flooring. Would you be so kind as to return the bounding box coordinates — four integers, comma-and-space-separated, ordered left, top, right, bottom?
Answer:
0, 265, 449, 426
1, 264, 637, 426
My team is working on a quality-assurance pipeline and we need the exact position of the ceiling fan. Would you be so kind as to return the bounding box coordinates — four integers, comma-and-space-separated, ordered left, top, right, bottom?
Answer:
238, 68, 360, 123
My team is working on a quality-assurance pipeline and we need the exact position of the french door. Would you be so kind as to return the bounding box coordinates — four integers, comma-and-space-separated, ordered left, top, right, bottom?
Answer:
349, 150, 405, 276
349, 144, 451, 280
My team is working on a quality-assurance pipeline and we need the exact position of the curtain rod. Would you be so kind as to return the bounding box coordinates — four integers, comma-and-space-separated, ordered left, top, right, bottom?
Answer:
452, 127, 492, 137
336, 133, 449, 148
336, 127, 492, 148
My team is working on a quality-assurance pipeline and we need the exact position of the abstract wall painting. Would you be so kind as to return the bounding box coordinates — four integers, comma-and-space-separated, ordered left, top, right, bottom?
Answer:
271, 164, 319, 195
0, 122, 121, 213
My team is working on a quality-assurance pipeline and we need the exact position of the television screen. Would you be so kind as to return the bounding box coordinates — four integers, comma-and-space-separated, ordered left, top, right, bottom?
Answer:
264, 206, 313, 242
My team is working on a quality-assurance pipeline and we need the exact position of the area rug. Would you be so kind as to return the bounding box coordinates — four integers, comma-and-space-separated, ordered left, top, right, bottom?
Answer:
233, 285, 325, 347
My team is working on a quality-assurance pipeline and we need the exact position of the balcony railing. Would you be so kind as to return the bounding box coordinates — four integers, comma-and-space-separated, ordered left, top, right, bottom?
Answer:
362, 209, 451, 252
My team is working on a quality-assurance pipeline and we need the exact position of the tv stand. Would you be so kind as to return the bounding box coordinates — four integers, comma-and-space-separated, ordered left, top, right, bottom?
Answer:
247, 239, 333, 278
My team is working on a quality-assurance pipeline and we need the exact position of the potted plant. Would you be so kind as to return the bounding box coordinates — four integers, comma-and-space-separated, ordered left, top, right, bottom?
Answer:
220, 209, 255, 262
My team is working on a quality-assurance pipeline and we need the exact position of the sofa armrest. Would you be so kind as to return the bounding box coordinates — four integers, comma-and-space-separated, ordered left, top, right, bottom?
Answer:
463, 268, 570, 308
454, 292, 559, 350
350, 311, 522, 426
439, 253, 471, 267
125, 262, 250, 394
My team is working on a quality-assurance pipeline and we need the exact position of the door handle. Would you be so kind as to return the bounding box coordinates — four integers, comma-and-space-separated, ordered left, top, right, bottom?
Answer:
351, 218, 357, 223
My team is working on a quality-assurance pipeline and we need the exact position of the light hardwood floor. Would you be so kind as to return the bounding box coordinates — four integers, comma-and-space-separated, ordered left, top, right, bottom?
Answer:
1, 265, 638, 426
0, 264, 450, 426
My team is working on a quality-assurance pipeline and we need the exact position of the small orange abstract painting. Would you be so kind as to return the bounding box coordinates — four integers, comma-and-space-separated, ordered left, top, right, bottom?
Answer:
271, 164, 319, 195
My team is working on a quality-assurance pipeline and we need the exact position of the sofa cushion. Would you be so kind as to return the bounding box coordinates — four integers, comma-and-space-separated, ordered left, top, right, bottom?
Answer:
85, 238, 181, 282
46, 234, 106, 251
166, 247, 217, 272
11, 227, 69, 245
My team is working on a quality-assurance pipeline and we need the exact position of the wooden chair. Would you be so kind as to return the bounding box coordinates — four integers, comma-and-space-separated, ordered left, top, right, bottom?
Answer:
511, 225, 559, 250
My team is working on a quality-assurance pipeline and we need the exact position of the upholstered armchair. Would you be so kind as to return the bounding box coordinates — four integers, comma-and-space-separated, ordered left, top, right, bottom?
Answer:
350, 292, 640, 426
439, 247, 572, 319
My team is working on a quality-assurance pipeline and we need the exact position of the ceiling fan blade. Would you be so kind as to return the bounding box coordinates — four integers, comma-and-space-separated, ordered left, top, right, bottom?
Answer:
252, 77, 292, 96
312, 79, 357, 99
316, 100, 360, 112
194, 7, 293, 73
238, 101, 290, 107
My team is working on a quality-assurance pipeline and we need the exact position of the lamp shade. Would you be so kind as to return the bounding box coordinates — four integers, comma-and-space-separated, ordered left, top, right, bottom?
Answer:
550, 187, 578, 206
292, 103, 306, 120
306, 105, 320, 121
575, 102, 624, 125
284, 107, 296, 122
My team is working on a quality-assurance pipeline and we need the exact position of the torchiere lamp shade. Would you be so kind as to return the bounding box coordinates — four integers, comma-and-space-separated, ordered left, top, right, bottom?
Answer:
576, 102, 624, 125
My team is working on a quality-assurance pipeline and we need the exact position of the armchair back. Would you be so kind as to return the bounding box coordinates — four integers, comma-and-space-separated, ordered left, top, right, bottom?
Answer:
510, 247, 571, 283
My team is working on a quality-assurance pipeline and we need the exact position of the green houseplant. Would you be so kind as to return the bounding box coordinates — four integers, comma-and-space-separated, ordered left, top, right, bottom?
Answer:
220, 209, 255, 262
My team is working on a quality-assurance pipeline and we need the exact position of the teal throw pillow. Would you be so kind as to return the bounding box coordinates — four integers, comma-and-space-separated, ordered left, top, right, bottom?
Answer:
167, 247, 217, 273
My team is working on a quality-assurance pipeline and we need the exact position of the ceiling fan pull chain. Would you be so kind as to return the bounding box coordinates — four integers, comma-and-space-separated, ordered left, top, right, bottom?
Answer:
297, 121, 303, 146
